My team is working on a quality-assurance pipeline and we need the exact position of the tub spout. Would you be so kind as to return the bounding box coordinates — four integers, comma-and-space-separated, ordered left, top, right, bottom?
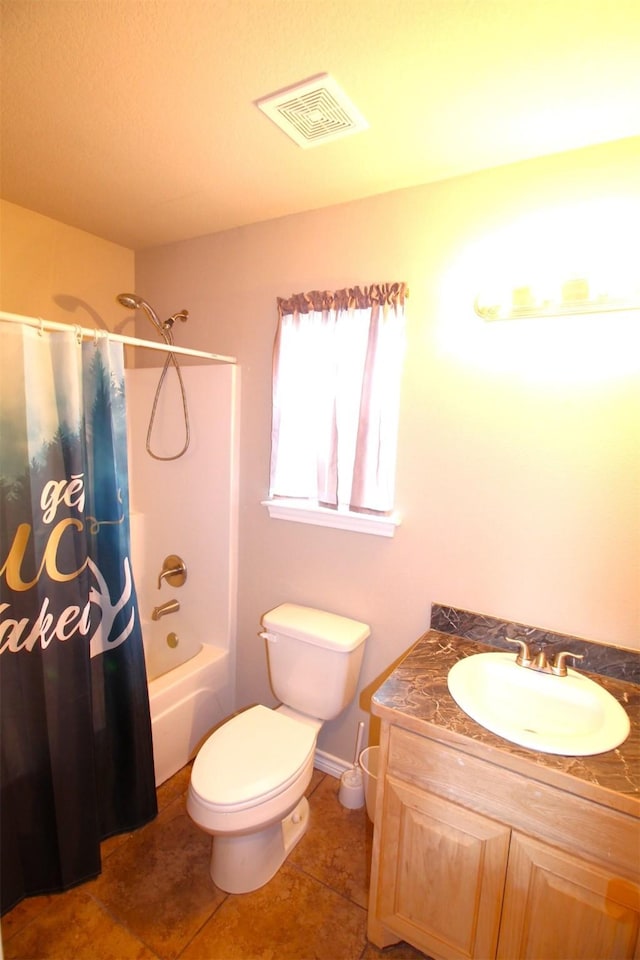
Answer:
152, 599, 180, 621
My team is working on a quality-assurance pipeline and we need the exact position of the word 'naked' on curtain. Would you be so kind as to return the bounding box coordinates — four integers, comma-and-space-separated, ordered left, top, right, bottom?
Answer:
269, 283, 407, 514
0, 322, 157, 916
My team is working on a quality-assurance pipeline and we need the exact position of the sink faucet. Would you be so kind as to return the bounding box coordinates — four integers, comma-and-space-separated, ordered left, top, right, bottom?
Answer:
152, 599, 180, 621
548, 649, 585, 677
506, 637, 533, 667
506, 638, 583, 676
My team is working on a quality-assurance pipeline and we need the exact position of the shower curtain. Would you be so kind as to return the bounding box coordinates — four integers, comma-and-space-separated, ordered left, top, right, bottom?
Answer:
0, 322, 157, 915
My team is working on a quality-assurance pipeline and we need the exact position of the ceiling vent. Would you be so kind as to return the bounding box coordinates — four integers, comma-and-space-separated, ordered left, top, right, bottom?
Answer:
255, 74, 368, 148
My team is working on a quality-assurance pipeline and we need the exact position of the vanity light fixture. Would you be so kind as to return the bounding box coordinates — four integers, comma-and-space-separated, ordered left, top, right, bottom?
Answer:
475, 277, 640, 322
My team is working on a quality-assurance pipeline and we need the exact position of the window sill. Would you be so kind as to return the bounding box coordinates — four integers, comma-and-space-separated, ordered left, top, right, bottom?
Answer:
261, 499, 400, 538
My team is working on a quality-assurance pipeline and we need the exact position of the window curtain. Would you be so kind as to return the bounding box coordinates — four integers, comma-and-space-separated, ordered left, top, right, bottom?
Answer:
0, 322, 157, 915
269, 283, 406, 514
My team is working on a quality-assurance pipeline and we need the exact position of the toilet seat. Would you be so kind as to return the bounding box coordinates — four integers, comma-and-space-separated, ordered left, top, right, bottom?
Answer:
190, 704, 317, 813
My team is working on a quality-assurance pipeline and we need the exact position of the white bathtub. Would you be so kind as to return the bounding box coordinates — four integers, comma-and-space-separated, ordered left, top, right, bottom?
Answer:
148, 643, 230, 786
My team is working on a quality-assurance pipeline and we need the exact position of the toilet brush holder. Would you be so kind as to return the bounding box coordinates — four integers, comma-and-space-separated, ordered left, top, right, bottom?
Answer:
338, 766, 365, 809
339, 718, 366, 809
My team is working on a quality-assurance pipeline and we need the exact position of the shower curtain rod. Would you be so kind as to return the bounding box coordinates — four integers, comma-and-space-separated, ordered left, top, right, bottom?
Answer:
0, 310, 237, 364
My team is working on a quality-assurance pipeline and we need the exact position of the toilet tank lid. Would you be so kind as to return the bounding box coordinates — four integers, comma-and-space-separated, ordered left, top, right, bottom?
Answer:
262, 603, 370, 651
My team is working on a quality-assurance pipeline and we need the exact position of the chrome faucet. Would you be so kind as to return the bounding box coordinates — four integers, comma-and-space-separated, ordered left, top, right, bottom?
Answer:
506, 637, 583, 676
152, 599, 180, 621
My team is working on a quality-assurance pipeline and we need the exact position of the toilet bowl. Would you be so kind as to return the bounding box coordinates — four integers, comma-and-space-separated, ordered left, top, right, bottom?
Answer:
187, 704, 321, 892
187, 603, 370, 894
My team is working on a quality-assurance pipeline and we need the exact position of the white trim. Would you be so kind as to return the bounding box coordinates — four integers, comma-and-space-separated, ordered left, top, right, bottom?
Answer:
313, 748, 352, 778
261, 499, 400, 538
0, 310, 236, 363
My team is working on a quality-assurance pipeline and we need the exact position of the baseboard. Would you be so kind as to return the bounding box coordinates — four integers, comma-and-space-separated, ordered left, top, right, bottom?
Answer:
314, 748, 352, 779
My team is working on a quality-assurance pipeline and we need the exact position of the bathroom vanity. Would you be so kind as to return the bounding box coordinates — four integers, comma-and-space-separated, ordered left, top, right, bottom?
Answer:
367, 629, 640, 960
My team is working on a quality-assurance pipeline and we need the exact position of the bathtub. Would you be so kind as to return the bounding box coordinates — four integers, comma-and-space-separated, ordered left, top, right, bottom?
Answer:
148, 643, 231, 786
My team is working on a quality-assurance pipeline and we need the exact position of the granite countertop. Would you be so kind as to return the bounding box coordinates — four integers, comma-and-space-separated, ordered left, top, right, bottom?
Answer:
372, 630, 640, 817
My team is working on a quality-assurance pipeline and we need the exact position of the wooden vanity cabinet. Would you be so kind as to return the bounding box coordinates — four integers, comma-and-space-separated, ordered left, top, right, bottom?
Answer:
373, 775, 509, 959
368, 723, 640, 960
498, 833, 640, 959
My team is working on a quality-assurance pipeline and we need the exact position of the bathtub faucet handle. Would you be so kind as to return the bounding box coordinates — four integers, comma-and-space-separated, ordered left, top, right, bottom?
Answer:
157, 555, 187, 589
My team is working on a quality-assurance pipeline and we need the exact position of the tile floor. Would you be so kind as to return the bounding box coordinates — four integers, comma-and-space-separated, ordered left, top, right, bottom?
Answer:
2, 765, 429, 960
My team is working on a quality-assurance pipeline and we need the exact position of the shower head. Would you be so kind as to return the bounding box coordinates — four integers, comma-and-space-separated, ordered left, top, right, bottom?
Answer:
116, 292, 168, 341
116, 293, 142, 310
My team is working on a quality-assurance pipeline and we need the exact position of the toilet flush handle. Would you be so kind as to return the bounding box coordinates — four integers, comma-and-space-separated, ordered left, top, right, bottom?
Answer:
259, 631, 278, 643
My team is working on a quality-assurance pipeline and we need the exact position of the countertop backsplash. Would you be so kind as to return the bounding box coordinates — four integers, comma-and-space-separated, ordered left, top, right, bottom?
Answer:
430, 604, 640, 686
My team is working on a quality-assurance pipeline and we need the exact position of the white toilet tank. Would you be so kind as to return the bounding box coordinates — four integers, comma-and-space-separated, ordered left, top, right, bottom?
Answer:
261, 603, 370, 720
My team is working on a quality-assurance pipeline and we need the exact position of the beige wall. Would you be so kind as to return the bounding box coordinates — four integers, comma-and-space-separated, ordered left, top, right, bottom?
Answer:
137, 137, 640, 762
4, 138, 638, 766
0, 200, 135, 343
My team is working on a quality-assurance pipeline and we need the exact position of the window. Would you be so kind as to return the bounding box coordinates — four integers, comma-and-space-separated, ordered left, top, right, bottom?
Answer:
263, 283, 406, 536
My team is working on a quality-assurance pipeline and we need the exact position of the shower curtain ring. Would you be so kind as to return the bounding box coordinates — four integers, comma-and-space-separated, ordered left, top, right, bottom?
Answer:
75, 325, 83, 345
38, 318, 45, 337
94, 327, 99, 346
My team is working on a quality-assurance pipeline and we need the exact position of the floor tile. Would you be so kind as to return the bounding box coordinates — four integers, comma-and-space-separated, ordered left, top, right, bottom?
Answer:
1, 893, 55, 944
180, 860, 368, 960
156, 762, 193, 812
291, 772, 372, 909
88, 795, 225, 960
1, 766, 423, 960
361, 940, 432, 959
3, 887, 158, 960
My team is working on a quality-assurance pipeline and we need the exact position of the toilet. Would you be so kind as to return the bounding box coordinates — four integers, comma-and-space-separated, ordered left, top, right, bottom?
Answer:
187, 602, 370, 894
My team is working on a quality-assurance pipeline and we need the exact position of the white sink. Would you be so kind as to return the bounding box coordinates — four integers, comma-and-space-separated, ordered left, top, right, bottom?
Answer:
447, 652, 630, 756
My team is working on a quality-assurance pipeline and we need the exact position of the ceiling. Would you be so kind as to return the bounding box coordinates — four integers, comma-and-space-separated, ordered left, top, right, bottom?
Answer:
2, 0, 640, 250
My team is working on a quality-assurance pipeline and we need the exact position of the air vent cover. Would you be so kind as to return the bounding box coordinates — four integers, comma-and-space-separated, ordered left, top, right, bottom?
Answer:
256, 74, 368, 148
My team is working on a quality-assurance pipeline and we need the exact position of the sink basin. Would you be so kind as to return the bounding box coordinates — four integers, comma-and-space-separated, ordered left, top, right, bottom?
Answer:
447, 652, 630, 756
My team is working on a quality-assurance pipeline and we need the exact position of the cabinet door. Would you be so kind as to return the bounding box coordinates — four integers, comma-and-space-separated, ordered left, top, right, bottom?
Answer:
375, 775, 510, 960
498, 833, 640, 960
